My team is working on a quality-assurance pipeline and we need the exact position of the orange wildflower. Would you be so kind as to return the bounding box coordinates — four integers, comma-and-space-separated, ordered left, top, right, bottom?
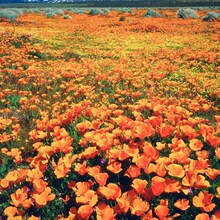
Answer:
174, 198, 190, 211
94, 172, 109, 186
74, 161, 87, 176
4, 206, 17, 217
32, 187, 55, 207
159, 123, 175, 138
123, 144, 139, 157
154, 204, 169, 219
98, 183, 121, 200
77, 205, 93, 220
116, 192, 130, 213
10, 187, 28, 207
212, 210, 220, 220
165, 178, 181, 193
151, 176, 166, 196
124, 165, 141, 179
130, 197, 150, 216
107, 161, 122, 174
189, 139, 203, 151
131, 178, 148, 194
193, 191, 216, 212
132, 122, 155, 139
167, 164, 185, 178
195, 213, 210, 220
73, 182, 91, 197
76, 190, 98, 206
96, 202, 115, 220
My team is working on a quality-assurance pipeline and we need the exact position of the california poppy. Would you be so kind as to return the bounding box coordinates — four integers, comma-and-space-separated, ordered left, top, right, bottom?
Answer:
189, 139, 203, 151
98, 183, 121, 200
130, 196, 149, 216
193, 191, 216, 212
131, 179, 148, 194
195, 213, 210, 220
77, 205, 93, 220
96, 202, 115, 220
174, 198, 190, 211
167, 163, 185, 178
151, 176, 166, 196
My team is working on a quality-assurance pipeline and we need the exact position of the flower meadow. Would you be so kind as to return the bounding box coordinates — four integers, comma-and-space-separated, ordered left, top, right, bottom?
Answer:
0, 7, 220, 220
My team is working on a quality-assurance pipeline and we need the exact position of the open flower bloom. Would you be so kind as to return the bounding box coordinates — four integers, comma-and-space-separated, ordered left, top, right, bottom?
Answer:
154, 204, 169, 219
96, 202, 115, 220
195, 213, 210, 220
76, 190, 98, 206
98, 183, 121, 200
10, 187, 28, 207
193, 191, 216, 212
131, 178, 148, 194
130, 196, 150, 216
166, 163, 185, 178
151, 176, 166, 196
174, 198, 190, 211
77, 205, 93, 220
32, 187, 55, 207
4, 206, 17, 217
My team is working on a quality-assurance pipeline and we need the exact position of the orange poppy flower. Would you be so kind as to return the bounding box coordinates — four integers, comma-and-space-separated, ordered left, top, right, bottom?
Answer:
134, 154, 151, 169
159, 123, 175, 138
76, 190, 98, 206
132, 122, 155, 139
88, 165, 101, 176
155, 163, 167, 177
143, 142, 159, 162
74, 161, 87, 176
154, 204, 169, 219
151, 176, 165, 196
130, 197, 149, 216
32, 187, 55, 207
96, 202, 115, 220
193, 191, 216, 212
174, 198, 190, 211
4, 206, 17, 217
205, 168, 220, 180
182, 170, 197, 188
147, 115, 163, 128
180, 125, 198, 139
94, 173, 109, 186
215, 148, 220, 160
165, 178, 181, 193
81, 147, 99, 159
77, 205, 93, 220
194, 174, 211, 189
116, 192, 130, 213
189, 139, 203, 151
72, 181, 91, 197
167, 164, 185, 178
195, 213, 210, 220
98, 183, 121, 200
124, 165, 141, 179
212, 210, 220, 220
131, 179, 148, 194
10, 187, 28, 207
123, 144, 139, 157
33, 179, 48, 193
107, 161, 122, 174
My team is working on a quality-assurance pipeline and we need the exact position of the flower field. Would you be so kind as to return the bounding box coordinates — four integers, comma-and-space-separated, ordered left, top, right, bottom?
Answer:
0, 8, 220, 220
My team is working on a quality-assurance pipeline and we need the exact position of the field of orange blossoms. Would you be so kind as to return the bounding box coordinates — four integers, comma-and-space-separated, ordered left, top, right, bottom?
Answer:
0, 7, 220, 220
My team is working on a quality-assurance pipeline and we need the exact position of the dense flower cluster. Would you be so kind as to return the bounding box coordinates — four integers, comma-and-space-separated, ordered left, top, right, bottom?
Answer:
0, 8, 220, 219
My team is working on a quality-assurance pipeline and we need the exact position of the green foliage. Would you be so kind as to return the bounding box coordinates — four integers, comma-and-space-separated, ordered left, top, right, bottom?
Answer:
203, 12, 220, 21
0, 9, 18, 21
177, 8, 199, 19
144, 8, 162, 18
